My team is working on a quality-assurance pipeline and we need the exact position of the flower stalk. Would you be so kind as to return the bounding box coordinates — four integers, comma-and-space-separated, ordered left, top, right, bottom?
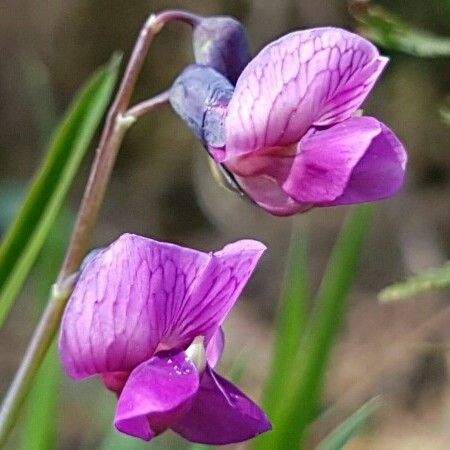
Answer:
0, 10, 199, 445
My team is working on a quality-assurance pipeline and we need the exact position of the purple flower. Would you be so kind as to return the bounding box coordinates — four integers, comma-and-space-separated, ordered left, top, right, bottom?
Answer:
171, 27, 407, 216
59, 234, 270, 444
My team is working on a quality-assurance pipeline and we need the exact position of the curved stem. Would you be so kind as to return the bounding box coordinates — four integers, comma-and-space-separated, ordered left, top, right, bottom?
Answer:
0, 10, 198, 445
125, 89, 170, 120
59, 10, 199, 279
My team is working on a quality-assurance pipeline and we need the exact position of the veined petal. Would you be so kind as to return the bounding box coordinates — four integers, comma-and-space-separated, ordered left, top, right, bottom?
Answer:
59, 234, 265, 379
59, 234, 208, 378
172, 239, 266, 342
283, 117, 378, 203
172, 365, 271, 444
225, 28, 387, 160
234, 173, 310, 216
115, 352, 200, 441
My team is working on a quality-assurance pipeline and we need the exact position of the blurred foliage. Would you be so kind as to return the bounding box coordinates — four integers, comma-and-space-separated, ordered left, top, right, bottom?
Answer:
21, 56, 59, 147
350, 0, 450, 306
0, 186, 24, 233
0, 190, 72, 450
254, 205, 372, 450
440, 99, 450, 125
349, 1, 450, 57
98, 425, 189, 450
262, 224, 310, 418
0, 55, 120, 327
188, 444, 211, 450
316, 397, 381, 450
227, 347, 250, 385
22, 211, 73, 450
379, 261, 450, 302
98, 432, 149, 450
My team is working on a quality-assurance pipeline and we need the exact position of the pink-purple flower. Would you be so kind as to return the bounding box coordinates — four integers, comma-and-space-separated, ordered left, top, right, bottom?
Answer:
170, 27, 407, 215
59, 234, 270, 444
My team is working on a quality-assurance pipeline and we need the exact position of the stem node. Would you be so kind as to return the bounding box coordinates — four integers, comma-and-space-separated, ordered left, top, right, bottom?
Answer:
116, 113, 137, 130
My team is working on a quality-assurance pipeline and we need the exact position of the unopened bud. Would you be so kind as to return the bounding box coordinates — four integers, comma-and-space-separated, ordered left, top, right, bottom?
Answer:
169, 64, 233, 149
192, 16, 251, 84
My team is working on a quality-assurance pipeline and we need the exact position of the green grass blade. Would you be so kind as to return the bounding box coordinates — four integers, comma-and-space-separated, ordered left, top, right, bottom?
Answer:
21, 342, 59, 450
316, 397, 380, 450
261, 204, 372, 449
0, 54, 121, 327
350, 3, 450, 57
260, 224, 310, 420
379, 261, 450, 302
21, 211, 73, 450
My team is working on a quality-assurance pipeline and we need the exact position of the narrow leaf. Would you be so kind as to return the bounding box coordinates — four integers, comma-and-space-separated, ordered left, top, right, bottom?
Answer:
21, 343, 59, 450
261, 205, 372, 449
379, 261, 450, 302
22, 211, 73, 450
316, 397, 380, 450
350, 2, 450, 57
0, 54, 121, 326
261, 224, 309, 418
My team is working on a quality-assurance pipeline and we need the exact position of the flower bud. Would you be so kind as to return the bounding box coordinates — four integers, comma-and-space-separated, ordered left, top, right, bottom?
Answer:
192, 16, 251, 84
169, 64, 233, 149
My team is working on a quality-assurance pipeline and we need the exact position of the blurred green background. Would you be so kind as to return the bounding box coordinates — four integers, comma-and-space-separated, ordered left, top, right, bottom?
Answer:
0, 0, 449, 448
